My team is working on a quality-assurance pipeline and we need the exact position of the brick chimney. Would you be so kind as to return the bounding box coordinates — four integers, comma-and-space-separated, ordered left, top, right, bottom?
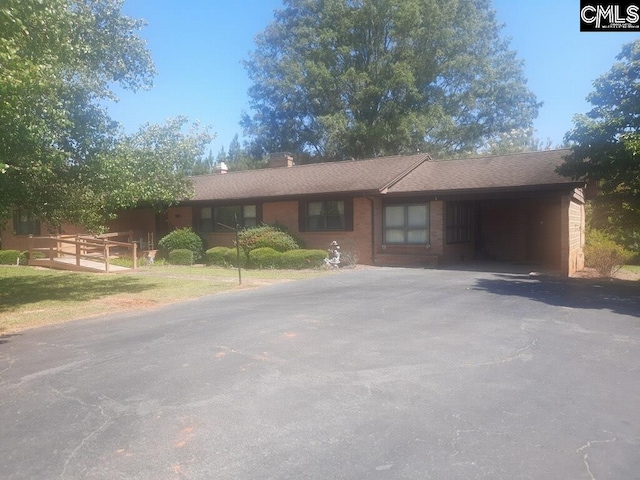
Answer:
268, 152, 294, 168
213, 162, 228, 174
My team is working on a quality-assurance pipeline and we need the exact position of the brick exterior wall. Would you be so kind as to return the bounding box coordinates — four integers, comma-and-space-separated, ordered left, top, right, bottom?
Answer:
1, 217, 87, 252
167, 206, 193, 231
106, 208, 155, 235
2, 188, 585, 276
561, 189, 585, 276
198, 199, 374, 263
263, 198, 374, 265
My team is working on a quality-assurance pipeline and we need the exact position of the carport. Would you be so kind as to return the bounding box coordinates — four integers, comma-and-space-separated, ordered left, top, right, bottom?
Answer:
474, 195, 562, 270
377, 150, 587, 275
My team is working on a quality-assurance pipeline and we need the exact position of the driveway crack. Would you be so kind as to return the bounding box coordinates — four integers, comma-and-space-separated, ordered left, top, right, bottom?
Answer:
50, 387, 115, 479
576, 437, 617, 480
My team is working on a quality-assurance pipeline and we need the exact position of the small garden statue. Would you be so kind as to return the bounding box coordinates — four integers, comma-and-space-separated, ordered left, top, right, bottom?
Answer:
324, 240, 341, 268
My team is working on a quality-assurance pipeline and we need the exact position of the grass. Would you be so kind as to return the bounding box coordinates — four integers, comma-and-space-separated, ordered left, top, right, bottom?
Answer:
621, 265, 640, 274
0, 264, 331, 334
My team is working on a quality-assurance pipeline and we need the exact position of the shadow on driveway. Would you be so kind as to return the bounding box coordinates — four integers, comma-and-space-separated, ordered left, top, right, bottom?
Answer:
473, 273, 640, 317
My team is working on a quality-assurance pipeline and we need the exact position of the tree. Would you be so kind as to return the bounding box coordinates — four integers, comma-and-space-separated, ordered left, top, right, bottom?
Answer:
480, 128, 554, 156
558, 40, 640, 250
216, 147, 228, 165
226, 133, 265, 170
189, 150, 216, 176
95, 117, 211, 210
242, 0, 540, 161
0, 0, 204, 231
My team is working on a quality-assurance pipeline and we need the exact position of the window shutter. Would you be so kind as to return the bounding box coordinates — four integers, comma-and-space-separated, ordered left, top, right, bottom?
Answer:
192, 207, 200, 231
298, 200, 307, 232
256, 203, 263, 224
344, 198, 354, 231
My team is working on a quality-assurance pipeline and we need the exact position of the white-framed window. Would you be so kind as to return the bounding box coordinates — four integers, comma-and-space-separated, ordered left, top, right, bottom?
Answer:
384, 203, 429, 244
198, 205, 258, 232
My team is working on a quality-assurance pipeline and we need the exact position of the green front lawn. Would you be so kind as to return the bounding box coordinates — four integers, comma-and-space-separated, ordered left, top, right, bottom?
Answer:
0, 265, 330, 333
621, 265, 640, 274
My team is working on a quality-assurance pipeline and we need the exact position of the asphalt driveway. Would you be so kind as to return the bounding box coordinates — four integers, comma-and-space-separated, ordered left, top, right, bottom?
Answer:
0, 267, 638, 479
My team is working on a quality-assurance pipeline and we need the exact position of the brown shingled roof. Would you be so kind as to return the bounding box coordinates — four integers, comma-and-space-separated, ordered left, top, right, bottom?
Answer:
191, 153, 428, 201
384, 149, 581, 195
189, 149, 581, 202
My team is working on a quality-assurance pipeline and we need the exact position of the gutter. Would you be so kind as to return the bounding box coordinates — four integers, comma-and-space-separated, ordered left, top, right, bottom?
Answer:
379, 182, 587, 198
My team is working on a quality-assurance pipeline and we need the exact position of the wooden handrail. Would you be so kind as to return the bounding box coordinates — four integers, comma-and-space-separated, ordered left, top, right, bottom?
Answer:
47, 237, 133, 248
27, 233, 138, 272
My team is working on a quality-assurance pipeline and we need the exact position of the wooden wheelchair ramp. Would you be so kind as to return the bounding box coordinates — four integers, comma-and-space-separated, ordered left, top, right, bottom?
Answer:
27, 233, 138, 273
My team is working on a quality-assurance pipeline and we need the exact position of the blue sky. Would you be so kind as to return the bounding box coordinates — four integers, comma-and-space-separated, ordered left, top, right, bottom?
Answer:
107, 0, 640, 157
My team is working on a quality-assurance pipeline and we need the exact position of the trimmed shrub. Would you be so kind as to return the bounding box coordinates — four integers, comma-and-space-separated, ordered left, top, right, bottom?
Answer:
249, 247, 282, 269
19, 251, 45, 264
0, 250, 25, 265
205, 246, 233, 266
168, 249, 194, 266
584, 230, 634, 277
158, 228, 203, 261
280, 249, 327, 269
237, 224, 299, 256
224, 247, 246, 268
271, 222, 307, 249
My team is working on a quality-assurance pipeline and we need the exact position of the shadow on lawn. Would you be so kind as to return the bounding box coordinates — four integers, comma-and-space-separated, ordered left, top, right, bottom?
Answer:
473, 273, 640, 318
0, 273, 159, 313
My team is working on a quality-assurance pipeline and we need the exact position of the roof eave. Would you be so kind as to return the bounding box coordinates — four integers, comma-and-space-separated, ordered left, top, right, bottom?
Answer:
383, 182, 587, 198
185, 188, 385, 205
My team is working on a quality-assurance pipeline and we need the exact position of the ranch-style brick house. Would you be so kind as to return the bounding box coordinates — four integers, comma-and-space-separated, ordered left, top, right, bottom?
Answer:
1, 149, 587, 275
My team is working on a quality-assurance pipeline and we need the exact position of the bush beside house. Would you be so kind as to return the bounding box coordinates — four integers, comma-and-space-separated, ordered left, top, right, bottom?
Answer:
237, 225, 299, 256
249, 247, 282, 268
0, 250, 25, 265
224, 248, 246, 268
205, 246, 233, 266
584, 230, 634, 277
204, 245, 329, 269
168, 249, 194, 266
158, 228, 203, 261
280, 249, 327, 269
